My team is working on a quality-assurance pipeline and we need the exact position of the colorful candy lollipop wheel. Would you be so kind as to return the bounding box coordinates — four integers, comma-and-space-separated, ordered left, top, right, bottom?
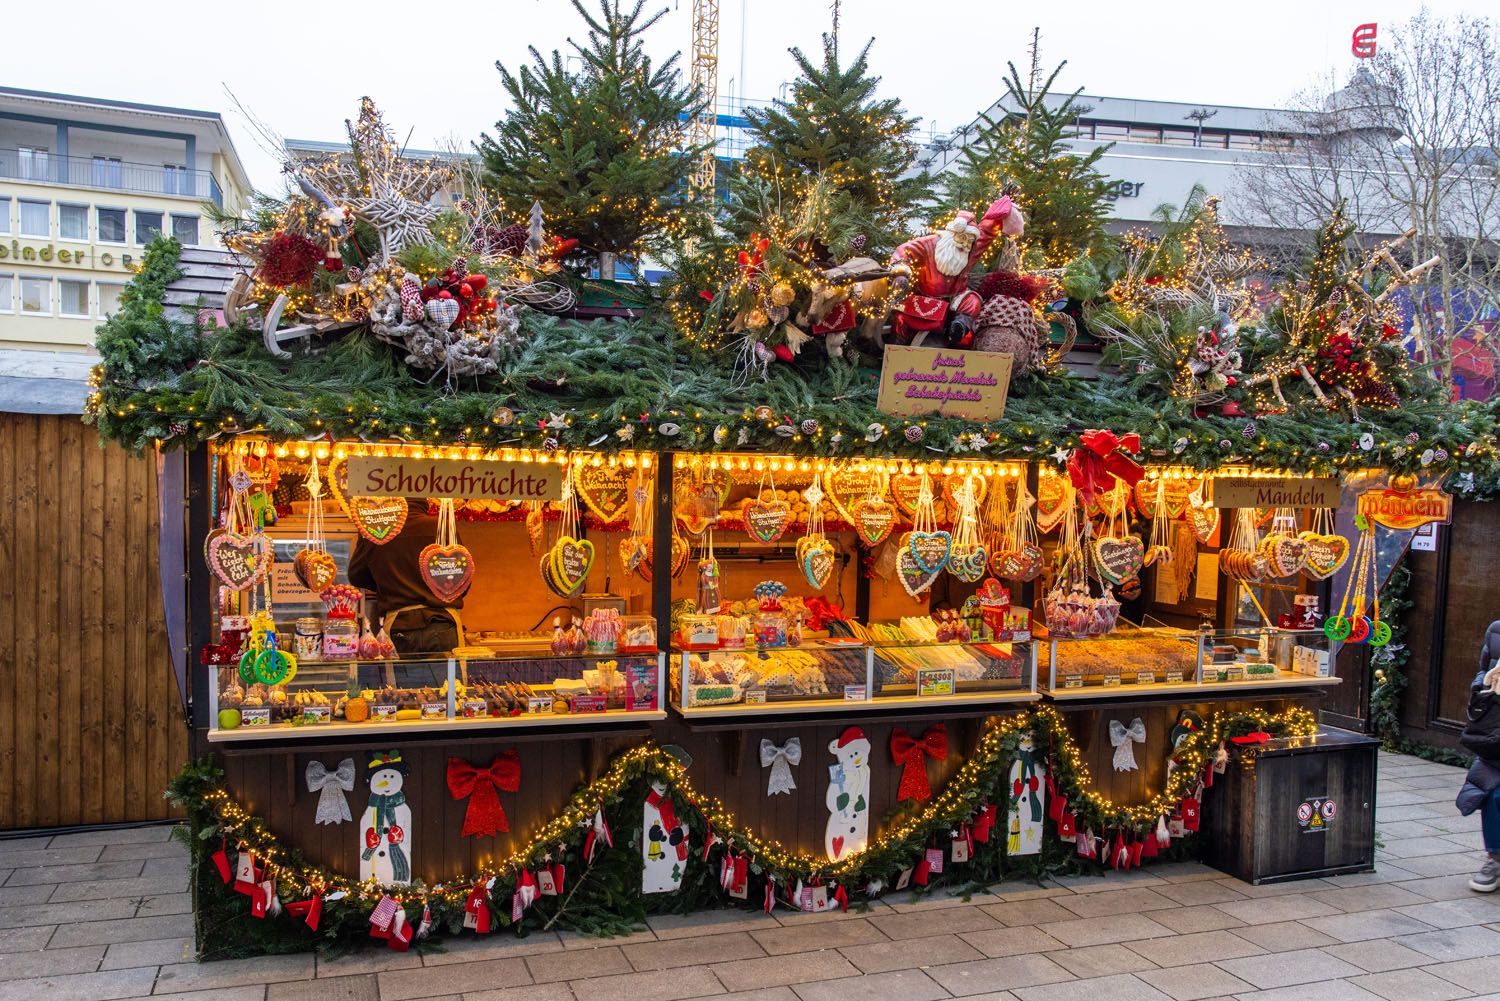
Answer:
1370, 619, 1392, 647
253, 648, 296, 685
1348, 615, 1371, 644
238, 650, 258, 684
1324, 616, 1352, 642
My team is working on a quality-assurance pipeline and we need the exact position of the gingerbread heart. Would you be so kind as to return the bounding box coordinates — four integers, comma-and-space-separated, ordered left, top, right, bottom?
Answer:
1036, 476, 1068, 533
207, 530, 269, 591
349, 496, 408, 545
526, 505, 546, 556
1267, 535, 1307, 577
889, 474, 925, 517
552, 537, 595, 594
573, 464, 632, 524
897, 545, 941, 596
420, 543, 474, 601
802, 539, 835, 589
743, 498, 792, 544
670, 534, 690, 578
993, 542, 1043, 582
1188, 505, 1220, 544
948, 545, 989, 583
620, 536, 648, 573
828, 467, 886, 525
850, 495, 896, 547
943, 474, 987, 511
293, 548, 338, 592
908, 531, 952, 573
1300, 531, 1349, 580
1093, 536, 1144, 585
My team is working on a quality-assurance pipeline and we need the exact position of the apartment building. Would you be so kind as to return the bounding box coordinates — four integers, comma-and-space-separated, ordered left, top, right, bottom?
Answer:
0, 87, 252, 364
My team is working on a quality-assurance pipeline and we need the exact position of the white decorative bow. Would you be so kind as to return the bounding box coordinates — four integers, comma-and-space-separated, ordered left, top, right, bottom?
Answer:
305, 758, 356, 825
760, 738, 802, 796
1109, 718, 1147, 772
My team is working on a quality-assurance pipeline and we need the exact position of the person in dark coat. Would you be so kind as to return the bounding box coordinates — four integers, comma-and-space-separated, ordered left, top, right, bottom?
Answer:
1457, 619, 1500, 892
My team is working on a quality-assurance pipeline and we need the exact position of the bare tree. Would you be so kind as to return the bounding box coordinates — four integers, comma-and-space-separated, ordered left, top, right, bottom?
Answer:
1233, 10, 1500, 384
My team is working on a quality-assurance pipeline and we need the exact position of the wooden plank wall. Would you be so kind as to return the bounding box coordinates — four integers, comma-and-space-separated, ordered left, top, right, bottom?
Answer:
0, 413, 189, 830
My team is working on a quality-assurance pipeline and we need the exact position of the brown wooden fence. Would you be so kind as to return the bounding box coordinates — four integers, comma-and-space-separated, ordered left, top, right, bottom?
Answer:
0, 413, 188, 829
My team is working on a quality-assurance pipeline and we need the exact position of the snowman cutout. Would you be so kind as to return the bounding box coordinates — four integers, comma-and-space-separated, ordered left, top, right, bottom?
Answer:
825, 726, 871, 860
642, 779, 688, 894
360, 750, 412, 885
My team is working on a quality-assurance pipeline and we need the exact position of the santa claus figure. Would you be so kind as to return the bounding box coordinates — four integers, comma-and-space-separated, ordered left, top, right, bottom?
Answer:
890, 196, 1026, 346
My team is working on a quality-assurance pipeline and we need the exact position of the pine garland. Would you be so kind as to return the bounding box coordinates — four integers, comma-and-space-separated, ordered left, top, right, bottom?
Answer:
170, 705, 1312, 960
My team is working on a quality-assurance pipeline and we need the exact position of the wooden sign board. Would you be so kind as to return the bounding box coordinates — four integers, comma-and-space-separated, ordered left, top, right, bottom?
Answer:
876, 345, 1012, 421
1210, 476, 1339, 509
345, 456, 563, 501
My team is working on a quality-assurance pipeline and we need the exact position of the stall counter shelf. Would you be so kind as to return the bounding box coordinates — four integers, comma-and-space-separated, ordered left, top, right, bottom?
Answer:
206, 647, 667, 742
670, 636, 1038, 718
1039, 624, 1342, 700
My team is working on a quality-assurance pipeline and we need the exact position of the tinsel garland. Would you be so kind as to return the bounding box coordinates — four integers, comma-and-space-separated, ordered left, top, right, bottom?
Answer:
170, 704, 1313, 959
86, 241, 1500, 489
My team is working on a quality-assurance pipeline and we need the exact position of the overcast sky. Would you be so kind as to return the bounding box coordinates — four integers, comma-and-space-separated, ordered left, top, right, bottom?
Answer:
5, 0, 1485, 193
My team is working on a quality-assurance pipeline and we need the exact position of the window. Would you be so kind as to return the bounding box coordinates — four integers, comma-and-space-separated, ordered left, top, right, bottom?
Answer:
163, 164, 189, 195
171, 214, 199, 246
91, 156, 123, 188
0, 197, 9, 235
59, 203, 89, 240
0, 274, 12, 312
58, 279, 89, 317
1162, 128, 1199, 147
19, 276, 50, 314
97, 208, 126, 243
1128, 126, 1163, 144
135, 210, 163, 245
96, 282, 125, 318
18, 146, 49, 181
19, 200, 50, 237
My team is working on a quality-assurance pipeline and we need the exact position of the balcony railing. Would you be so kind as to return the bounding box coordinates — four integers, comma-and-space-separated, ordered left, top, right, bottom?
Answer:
0, 148, 223, 208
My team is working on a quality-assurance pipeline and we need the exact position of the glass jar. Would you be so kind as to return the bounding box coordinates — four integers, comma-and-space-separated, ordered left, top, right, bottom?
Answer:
755, 610, 788, 648
322, 617, 359, 659
294, 617, 323, 659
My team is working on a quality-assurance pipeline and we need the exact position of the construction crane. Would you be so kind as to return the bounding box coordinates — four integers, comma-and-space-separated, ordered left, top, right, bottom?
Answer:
688, 0, 720, 201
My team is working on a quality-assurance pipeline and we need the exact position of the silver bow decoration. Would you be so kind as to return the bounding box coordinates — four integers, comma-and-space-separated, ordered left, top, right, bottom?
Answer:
1109, 718, 1147, 773
305, 758, 356, 825
759, 737, 802, 796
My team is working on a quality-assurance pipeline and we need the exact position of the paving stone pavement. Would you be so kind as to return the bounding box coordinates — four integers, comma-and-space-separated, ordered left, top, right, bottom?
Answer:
1, 750, 1498, 1000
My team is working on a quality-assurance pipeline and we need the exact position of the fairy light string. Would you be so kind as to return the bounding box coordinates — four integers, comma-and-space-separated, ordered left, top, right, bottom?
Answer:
188, 705, 1314, 923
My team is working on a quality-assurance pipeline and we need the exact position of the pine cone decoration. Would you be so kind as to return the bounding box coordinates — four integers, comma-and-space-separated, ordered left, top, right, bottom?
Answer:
478, 223, 528, 257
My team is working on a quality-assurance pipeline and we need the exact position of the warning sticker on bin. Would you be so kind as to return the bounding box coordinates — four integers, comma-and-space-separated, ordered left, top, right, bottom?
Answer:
1298, 796, 1337, 834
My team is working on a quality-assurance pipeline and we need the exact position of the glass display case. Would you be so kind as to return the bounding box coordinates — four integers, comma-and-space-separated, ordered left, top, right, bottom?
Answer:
1040, 622, 1341, 699
207, 647, 666, 741
670, 636, 1037, 717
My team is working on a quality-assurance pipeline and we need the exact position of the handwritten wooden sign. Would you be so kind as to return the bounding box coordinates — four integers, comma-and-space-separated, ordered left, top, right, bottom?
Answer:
346, 456, 562, 501
876, 346, 1012, 421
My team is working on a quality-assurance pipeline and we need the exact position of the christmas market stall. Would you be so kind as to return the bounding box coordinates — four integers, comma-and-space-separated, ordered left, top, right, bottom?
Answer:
83, 89, 1498, 960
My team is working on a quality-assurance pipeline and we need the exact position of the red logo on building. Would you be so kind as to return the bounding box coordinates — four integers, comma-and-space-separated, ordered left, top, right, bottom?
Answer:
1352, 23, 1378, 58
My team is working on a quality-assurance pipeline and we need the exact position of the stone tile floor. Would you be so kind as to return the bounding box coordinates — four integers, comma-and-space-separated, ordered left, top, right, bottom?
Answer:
2, 750, 1498, 1001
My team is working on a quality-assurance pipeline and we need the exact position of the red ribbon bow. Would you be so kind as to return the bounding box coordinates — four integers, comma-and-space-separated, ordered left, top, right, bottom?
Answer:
446, 752, 521, 837
890, 724, 948, 802
1067, 429, 1145, 506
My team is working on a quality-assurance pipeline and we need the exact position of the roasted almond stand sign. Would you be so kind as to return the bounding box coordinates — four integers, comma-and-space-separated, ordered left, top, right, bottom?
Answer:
876, 345, 1012, 420
1356, 481, 1453, 530
1209, 476, 1340, 509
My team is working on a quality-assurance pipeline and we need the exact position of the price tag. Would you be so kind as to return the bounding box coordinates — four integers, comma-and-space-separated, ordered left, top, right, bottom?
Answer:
301, 706, 331, 724
421, 702, 447, 720
461, 699, 488, 718
1225, 667, 1245, 682
843, 685, 869, 702
1164, 671, 1185, 684
526, 696, 555, 714
1102, 674, 1122, 687
1063, 675, 1084, 689
1135, 672, 1156, 686
241, 708, 271, 727
744, 689, 768, 705
373, 704, 398, 721
570, 694, 608, 713
917, 667, 956, 697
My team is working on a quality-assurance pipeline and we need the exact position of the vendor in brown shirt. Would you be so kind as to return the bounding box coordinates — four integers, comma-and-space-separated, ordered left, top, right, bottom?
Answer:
348, 499, 462, 654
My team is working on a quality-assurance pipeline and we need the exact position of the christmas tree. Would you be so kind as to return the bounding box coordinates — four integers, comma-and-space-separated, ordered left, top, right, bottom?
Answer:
727, 36, 932, 258
476, 0, 707, 267
941, 36, 1116, 269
